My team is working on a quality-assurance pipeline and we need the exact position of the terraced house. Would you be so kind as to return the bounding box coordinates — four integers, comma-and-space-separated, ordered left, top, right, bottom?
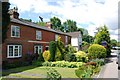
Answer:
2, 8, 71, 63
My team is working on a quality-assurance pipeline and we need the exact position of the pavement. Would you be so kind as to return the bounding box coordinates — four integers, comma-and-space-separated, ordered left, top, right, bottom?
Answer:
97, 50, 119, 79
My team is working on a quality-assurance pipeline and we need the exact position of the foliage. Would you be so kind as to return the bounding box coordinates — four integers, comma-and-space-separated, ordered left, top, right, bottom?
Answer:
82, 35, 94, 44
20, 18, 32, 22
65, 44, 77, 54
38, 52, 44, 62
74, 51, 88, 62
2, 2, 10, 43
36, 21, 46, 26
62, 19, 77, 32
2, 60, 29, 69
42, 61, 84, 68
43, 50, 51, 61
50, 17, 62, 31
91, 59, 105, 66
94, 25, 111, 56
82, 41, 89, 47
56, 36, 65, 60
49, 41, 56, 61
88, 44, 106, 59
75, 64, 101, 78
55, 47, 62, 61
110, 39, 117, 47
64, 53, 76, 62
47, 68, 61, 80
24, 53, 35, 65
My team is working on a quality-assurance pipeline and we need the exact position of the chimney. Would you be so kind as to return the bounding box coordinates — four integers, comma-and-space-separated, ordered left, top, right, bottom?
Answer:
45, 22, 52, 29
9, 7, 19, 19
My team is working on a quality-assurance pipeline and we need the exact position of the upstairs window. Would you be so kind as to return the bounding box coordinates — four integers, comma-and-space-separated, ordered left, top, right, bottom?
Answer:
36, 31, 42, 40
55, 34, 59, 41
11, 25, 20, 37
65, 36, 68, 44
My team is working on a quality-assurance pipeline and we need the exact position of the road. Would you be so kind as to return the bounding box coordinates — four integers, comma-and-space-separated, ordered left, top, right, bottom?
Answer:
98, 50, 119, 78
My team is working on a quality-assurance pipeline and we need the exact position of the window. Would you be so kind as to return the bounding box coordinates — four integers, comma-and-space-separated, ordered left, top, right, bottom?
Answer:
34, 45, 43, 54
55, 34, 59, 41
11, 25, 20, 37
65, 36, 68, 44
36, 31, 42, 40
7, 45, 22, 58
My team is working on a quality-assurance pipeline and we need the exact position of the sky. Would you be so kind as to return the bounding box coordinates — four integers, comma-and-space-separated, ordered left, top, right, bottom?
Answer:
9, 0, 120, 41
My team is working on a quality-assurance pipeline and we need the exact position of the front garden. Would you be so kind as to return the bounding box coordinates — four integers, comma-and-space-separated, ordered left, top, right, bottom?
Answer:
2, 36, 107, 79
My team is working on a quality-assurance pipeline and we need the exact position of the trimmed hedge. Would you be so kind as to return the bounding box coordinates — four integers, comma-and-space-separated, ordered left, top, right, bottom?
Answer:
42, 61, 84, 68
88, 44, 106, 59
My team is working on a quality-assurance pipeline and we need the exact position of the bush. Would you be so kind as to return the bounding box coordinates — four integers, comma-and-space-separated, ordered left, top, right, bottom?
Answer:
91, 59, 105, 66
88, 44, 106, 59
38, 52, 44, 62
56, 36, 65, 60
43, 50, 51, 61
2, 60, 29, 69
47, 68, 61, 80
49, 41, 56, 61
74, 51, 88, 62
65, 44, 77, 54
64, 53, 76, 62
42, 61, 84, 68
55, 48, 62, 61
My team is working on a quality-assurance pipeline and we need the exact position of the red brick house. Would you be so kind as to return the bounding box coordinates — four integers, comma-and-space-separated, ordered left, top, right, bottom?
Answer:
2, 8, 71, 63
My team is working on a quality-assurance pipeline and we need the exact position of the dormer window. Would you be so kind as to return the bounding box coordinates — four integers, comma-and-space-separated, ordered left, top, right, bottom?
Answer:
11, 25, 20, 38
36, 30, 42, 40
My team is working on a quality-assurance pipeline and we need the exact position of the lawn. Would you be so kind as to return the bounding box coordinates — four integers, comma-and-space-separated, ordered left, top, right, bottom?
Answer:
2, 65, 78, 78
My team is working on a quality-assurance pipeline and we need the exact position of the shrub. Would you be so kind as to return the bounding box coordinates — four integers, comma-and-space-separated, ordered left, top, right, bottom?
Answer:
64, 53, 76, 62
91, 59, 105, 66
56, 36, 65, 60
38, 52, 44, 62
49, 41, 56, 61
43, 50, 50, 61
88, 44, 106, 59
65, 44, 77, 54
47, 68, 61, 80
42, 61, 84, 68
55, 48, 62, 61
74, 51, 88, 62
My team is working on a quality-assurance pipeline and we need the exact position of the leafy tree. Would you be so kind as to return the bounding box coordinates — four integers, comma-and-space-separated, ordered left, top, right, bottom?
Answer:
20, 18, 32, 22
77, 28, 88, 36
94, 25, 111, 56
110, 39, 117, 47
82, 35, 94, 44
36, 21, 46, 26
2, 2, 10, 43
63, 20, 77, 32
50, 17, 62, 30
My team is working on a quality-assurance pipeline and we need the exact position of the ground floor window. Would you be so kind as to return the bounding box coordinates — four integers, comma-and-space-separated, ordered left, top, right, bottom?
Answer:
34, 45, 43, 54
7, 45, 22, 58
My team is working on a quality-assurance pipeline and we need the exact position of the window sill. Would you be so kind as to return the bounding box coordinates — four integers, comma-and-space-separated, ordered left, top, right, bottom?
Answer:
7, 56, 22, 58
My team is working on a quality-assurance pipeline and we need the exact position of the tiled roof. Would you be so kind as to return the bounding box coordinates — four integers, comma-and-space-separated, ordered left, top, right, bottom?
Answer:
11, 18, 71, 36
67, 32, 81, 38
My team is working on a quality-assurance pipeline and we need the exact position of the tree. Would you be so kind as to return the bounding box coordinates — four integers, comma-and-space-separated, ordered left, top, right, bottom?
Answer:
94, 25, 111, 56
2, 2, 10, 43
50, 17, 62, 30
20, 18, 32, 22
36, 21, 46, 26
63, 20, 77, 32
110, 39, 117, 47
82, 35, 94, 44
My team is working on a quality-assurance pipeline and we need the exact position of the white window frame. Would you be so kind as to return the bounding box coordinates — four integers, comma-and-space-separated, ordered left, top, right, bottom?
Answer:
11, 25, 20, 38
36, 30, 42, 40
55, 34, 59, 41
34, 45, 43, 54
65, 36, 68, 44
7, 45, 22, 58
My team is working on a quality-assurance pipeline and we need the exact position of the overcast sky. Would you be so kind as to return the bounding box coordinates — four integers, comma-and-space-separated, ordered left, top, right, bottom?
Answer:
9, 0, 120, 41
